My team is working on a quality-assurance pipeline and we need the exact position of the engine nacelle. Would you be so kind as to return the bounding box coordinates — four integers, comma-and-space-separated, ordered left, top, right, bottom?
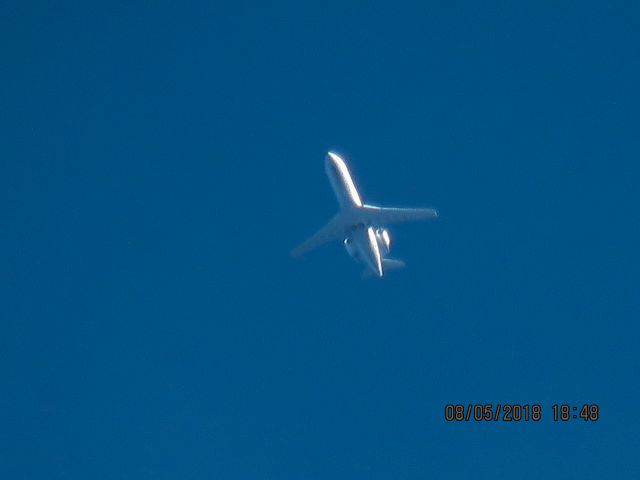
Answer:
343, 237, 359, 259
375, 228, 391, 254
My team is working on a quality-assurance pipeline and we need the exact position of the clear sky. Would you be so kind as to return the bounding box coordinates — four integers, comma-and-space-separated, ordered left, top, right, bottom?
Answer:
2, 1, 639, 478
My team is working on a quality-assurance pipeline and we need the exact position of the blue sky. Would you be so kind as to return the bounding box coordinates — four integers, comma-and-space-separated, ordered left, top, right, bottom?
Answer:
2, 1, 639, 478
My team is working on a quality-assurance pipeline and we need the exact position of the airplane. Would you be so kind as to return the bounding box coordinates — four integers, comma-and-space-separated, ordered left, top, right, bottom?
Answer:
291, 151, 438, 277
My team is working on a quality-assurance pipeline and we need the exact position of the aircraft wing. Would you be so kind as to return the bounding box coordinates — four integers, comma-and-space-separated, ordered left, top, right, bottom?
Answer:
291, 214, 349, 257
360, 205, 438, 223
291, 205, 437, 258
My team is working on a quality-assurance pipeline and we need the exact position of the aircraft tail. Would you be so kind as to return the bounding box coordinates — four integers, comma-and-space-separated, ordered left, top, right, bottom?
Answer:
362, 258, 405, 278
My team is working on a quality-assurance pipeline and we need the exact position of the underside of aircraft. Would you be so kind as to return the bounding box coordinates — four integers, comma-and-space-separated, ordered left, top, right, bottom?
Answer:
292, 152, 438, 277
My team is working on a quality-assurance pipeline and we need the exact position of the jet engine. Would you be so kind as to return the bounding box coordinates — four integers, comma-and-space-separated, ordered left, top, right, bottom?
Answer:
375, 228, 391, 254
343, 237, 359, 259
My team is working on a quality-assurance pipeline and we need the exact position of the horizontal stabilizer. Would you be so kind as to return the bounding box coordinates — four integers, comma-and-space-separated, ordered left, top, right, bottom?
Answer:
362, 258, 406, 278
382, 258, 405, 270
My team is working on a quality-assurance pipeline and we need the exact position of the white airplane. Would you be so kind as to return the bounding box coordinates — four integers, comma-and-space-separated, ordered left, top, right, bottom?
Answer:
292, 151, 438, 277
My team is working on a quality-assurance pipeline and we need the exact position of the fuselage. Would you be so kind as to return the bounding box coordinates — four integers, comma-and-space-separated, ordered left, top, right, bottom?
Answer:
325, 152, 386, 276
325, 152, 363, 209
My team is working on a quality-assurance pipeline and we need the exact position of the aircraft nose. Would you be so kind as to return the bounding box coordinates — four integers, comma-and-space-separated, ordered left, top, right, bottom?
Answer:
325, 151, 340, 176
326, 151, 342, 165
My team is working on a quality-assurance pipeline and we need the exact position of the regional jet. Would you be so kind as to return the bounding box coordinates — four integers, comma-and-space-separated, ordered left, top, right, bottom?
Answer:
291, 151, 438, 277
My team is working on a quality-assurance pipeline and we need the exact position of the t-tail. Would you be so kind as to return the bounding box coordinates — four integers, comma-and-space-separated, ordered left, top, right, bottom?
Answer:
362, 258, 406, 278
